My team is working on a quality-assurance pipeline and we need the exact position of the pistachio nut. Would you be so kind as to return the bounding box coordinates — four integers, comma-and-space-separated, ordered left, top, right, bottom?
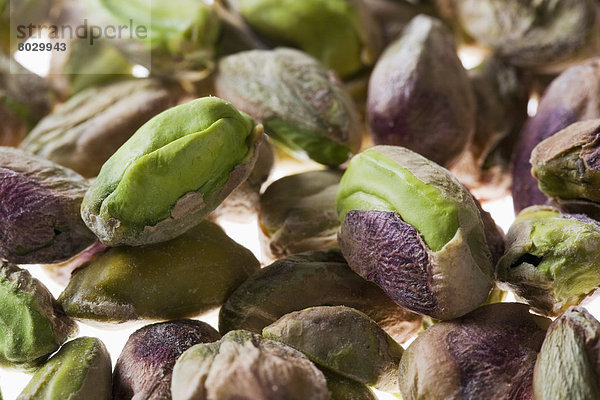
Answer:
113, 320, 221, 400
263, 306, 403, 393
0, 262, 77, 370
364, 0, 426, 45
171, 330, 329, 400
533, 306, 600, 400
453, 0, 598, 71
367, 15, 475, 168
259, 169, 342, 261
80, 97, 263, 246
41, 242, 107, 287
219, 250, 423, 344
215, 48, 361, 166
21, 79, 181, 178
230, 0, 382, 78
323, 370, 376, 400
337, 145, 494, 320
0, 147, 96, 264
17, 337, 112, 400
530, 119, 600, 218
497, 206, 600, 316
513, 58, 600, 213
58, 220, 260, 323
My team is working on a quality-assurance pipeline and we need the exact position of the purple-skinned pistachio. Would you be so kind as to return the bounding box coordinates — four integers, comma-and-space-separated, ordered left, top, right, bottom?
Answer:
399, 303, 551, 400
0, 147, 96, 264
113, 320, 221, 400
367, 14, 475, 168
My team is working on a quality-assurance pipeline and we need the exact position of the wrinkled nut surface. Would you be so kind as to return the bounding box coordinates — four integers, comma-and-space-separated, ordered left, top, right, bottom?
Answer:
21, 79, 181, 178
113, 320, 221, 400
0, 147, 96, 264
0, 262, 77, 370
337, 146, 494, 320
58, 220, 260, 322
231, 0, 382, 79
367, 15, 475, 168
399, 303, 551, 400
219, 250, 423, 344
171, 330, 329, 400
323, 370, 375, 400
81, 97, 263, 246
498, 206, 600, 317
259, 169, 342, 261
215, 48, 361, 166
263, 306, 403, 393
533, 306, 600, 400
17, 337, 112, 400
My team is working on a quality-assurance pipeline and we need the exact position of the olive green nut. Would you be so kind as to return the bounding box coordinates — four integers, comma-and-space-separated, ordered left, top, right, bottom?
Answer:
531, 119, 600, 218
399, 303, 551, 400
259, 169, 343, 261
497, 205, 600, 316
0, 262, 77, 370
17, 337, 112, 400
58, 220, 260, 323
81, 97, 263, 246
263, 306, 403, 393
230, 0, 382, 78
113, 320, 221, 400
171, 330, 329, 400
337, 145, 495, 320
323, 370, 376, 400
215, 48, 361, 166
533, 306, 600, 400
219, 249, 423, 344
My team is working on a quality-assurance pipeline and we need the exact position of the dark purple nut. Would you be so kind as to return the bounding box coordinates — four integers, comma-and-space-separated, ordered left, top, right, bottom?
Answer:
451, 57, 529, 201
258, 169, 343, 262
0, 147, 97, 264
530, 119, 600, 218
533, 306, 600, 400
367, 14, 475, 168
113, 320, 221, 400
513, 58, 600, 213
398, 303, 551, 400
20, 79, 181, 178
219, 250, 423, 344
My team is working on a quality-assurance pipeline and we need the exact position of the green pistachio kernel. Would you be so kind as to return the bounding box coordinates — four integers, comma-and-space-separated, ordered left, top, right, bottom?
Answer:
81, 96, 262, 246
17, 337, 112, 400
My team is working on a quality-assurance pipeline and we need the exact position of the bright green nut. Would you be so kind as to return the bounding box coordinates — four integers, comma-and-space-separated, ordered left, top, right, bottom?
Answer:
17, 337, 112, 400
0, 262, 77, 370
58, 220, 260, 323
215, 48, 362, 166
232, 0, 382, 78
81, 97, 262, 246
533, 306, 600, 400
336, 145, 494, 320
498, 205, 600, 317
263, 306, 403, 393
324, 370, 376, 400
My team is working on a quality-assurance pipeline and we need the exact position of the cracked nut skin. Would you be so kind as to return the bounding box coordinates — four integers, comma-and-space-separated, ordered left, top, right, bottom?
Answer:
171, 330, 329, 400
513, 58, 600, 213
215, 48, 361, 166
533, 306, 600, 400
399, 303, 551, 400
367, 15, 475, 168
263, 306, 403, 393
259, 169, 342, 261
58, 220, 260, 323
21, 79, 181, 178
17, 337, 112, 400
81, 97, 263, 247
0, 147, 96, 264
337, 145, 494, 320
497, 205, 600, 317
530, 119, 600, 218
219, 250, 422, 344
113, 320, 221, 400
0, 262, 77, 371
